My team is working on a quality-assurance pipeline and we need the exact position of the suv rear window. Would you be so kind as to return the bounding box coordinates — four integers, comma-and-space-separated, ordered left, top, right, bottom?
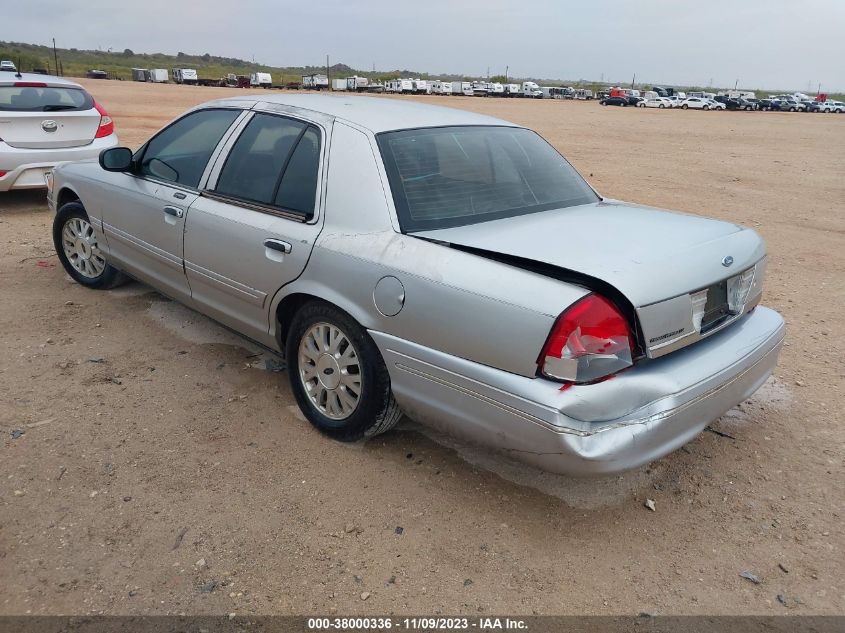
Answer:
0, 86, 93, 112
377, 126, 599, 232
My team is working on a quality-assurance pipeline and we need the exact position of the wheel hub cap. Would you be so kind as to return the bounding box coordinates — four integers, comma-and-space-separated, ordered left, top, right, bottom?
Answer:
316, 354, 341, 389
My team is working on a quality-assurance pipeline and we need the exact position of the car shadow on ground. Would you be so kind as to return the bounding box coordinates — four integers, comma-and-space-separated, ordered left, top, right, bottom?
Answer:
0, 189, 49, 213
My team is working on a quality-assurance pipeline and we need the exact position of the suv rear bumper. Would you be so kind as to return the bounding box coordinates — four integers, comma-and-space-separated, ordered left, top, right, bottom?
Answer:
0, 136, 117, 192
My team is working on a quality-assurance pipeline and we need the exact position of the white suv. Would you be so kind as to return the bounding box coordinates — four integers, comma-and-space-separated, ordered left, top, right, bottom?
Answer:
0, 72, 118, 191
0, 60, 17, 72
821, 100, 845, 113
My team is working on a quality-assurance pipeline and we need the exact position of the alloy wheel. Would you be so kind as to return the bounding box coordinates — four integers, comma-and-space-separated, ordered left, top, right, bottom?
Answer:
61, 217, 106, 279
298, 322, 362, 420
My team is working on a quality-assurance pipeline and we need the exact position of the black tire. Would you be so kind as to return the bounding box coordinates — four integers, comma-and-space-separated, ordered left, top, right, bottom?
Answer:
682, 104, 689, 109
53, 201, 127, 289
286, 300, 402, 442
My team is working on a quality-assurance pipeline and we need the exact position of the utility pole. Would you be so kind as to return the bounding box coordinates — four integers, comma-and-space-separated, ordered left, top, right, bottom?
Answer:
505, 65, 509, 81
734, 78, 739, 90
52, 38, 59, 76
326, 54, 330, 87
631, 73, 636, 89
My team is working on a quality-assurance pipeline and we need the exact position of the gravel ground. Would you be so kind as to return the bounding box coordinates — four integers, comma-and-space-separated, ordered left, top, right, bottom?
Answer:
0, 80, 843, 616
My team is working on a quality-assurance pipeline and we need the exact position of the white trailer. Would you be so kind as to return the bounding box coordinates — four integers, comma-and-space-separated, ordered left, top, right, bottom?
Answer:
302, 74, 329, 90
131, 68, 149, 82
331, 78, 347, 91
431, 80, 452, 95
386, 79, 414, 93
490, 82, 504, 96
172, 68, 198, 85
451, 81, 473, 96
521, 81, 542, 98
149, 69, 168, 83
472, 81, 492, 97
250, 72, 272, 89
346, 76, 369, 92
574, 88, 594, 100
503, 83, 520, 97
413, 79, 430, 94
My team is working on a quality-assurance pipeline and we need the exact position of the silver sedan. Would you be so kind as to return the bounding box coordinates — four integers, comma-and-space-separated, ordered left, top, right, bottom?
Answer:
47, 95, 785, 475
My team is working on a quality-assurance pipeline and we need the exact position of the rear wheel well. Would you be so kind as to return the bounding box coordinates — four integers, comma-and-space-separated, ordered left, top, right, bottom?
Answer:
275, 293, 329, 353
57, 187, 81, 209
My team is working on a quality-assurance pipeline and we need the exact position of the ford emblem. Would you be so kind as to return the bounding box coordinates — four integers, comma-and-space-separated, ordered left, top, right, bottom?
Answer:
722, 255, 734, 267
41, 120, 58, 133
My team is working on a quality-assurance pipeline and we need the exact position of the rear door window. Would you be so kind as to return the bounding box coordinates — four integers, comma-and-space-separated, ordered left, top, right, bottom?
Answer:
214, 113, 322, 217
138, 109, 240, 188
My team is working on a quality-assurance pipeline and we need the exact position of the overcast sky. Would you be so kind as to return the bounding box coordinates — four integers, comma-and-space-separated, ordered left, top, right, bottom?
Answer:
3, 0, 844, 91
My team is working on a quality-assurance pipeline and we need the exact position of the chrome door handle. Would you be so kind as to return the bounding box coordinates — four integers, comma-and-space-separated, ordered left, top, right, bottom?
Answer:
163, 206, 184, 218
264, 239, 292, 254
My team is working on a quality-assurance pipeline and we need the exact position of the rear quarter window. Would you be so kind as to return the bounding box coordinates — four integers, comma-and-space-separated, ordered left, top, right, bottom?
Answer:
0, 86, 93, 112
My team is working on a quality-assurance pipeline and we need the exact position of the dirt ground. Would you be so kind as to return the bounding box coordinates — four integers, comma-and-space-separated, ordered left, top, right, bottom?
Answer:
1, 80, 843, 617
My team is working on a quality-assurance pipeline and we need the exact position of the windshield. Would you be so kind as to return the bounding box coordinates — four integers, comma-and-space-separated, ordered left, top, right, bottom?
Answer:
0, 86, 93, 112
377, 126, 599, 232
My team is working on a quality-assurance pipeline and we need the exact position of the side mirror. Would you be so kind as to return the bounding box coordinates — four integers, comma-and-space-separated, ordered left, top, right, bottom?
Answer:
99, 147, 133, 172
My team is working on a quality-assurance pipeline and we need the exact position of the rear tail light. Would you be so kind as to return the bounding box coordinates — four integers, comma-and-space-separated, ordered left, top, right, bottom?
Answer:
0, 170, 7, 178
93, 100, 114, 138
727, 267, 755, 313
538, 294, 634, 384
14, 81, 48, 87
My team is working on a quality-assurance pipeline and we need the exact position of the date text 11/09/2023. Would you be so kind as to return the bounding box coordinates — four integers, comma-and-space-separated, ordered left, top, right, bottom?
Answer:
307, 617, 528, 630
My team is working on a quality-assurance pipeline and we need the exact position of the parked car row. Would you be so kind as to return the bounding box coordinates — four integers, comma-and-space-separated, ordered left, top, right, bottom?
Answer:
603, 93, 845, 113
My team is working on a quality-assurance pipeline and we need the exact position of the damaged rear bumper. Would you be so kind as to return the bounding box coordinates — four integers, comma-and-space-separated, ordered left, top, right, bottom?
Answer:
371, 306, 785, 476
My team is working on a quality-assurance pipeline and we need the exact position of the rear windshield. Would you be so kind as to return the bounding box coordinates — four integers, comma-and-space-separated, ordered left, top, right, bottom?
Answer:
377, 126, 599, 232
0, 86, 93, 112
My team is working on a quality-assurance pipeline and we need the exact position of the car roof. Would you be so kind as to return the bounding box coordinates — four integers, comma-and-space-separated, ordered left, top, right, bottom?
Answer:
197, 94, 519, 133
0, 71, 84, 89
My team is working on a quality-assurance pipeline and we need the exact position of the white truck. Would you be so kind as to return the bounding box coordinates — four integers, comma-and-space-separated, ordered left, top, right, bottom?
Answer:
521, 81, 542, 98
346, 76, 369, 92
302, 74, 329, 90
331, 79, 347, 91
431, 80, 452, 95
451, 81, 473, 96
172, 68, 198, 85
149, 69, 168, 83
250, 72, 272, 89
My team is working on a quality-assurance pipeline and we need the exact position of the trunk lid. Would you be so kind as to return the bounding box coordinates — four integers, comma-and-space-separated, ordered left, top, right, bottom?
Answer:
415, 200, 767, 358
0, 109, 100, 149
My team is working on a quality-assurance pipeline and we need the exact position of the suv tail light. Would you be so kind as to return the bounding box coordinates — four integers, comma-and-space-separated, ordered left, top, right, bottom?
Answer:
538, 294, 634, 384
93, 100, 114, 138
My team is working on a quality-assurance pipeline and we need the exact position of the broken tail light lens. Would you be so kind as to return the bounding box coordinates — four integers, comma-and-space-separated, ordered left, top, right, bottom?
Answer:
727, 267, 756, 314
93, 100, 114, 138
538, 294, 634, 383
